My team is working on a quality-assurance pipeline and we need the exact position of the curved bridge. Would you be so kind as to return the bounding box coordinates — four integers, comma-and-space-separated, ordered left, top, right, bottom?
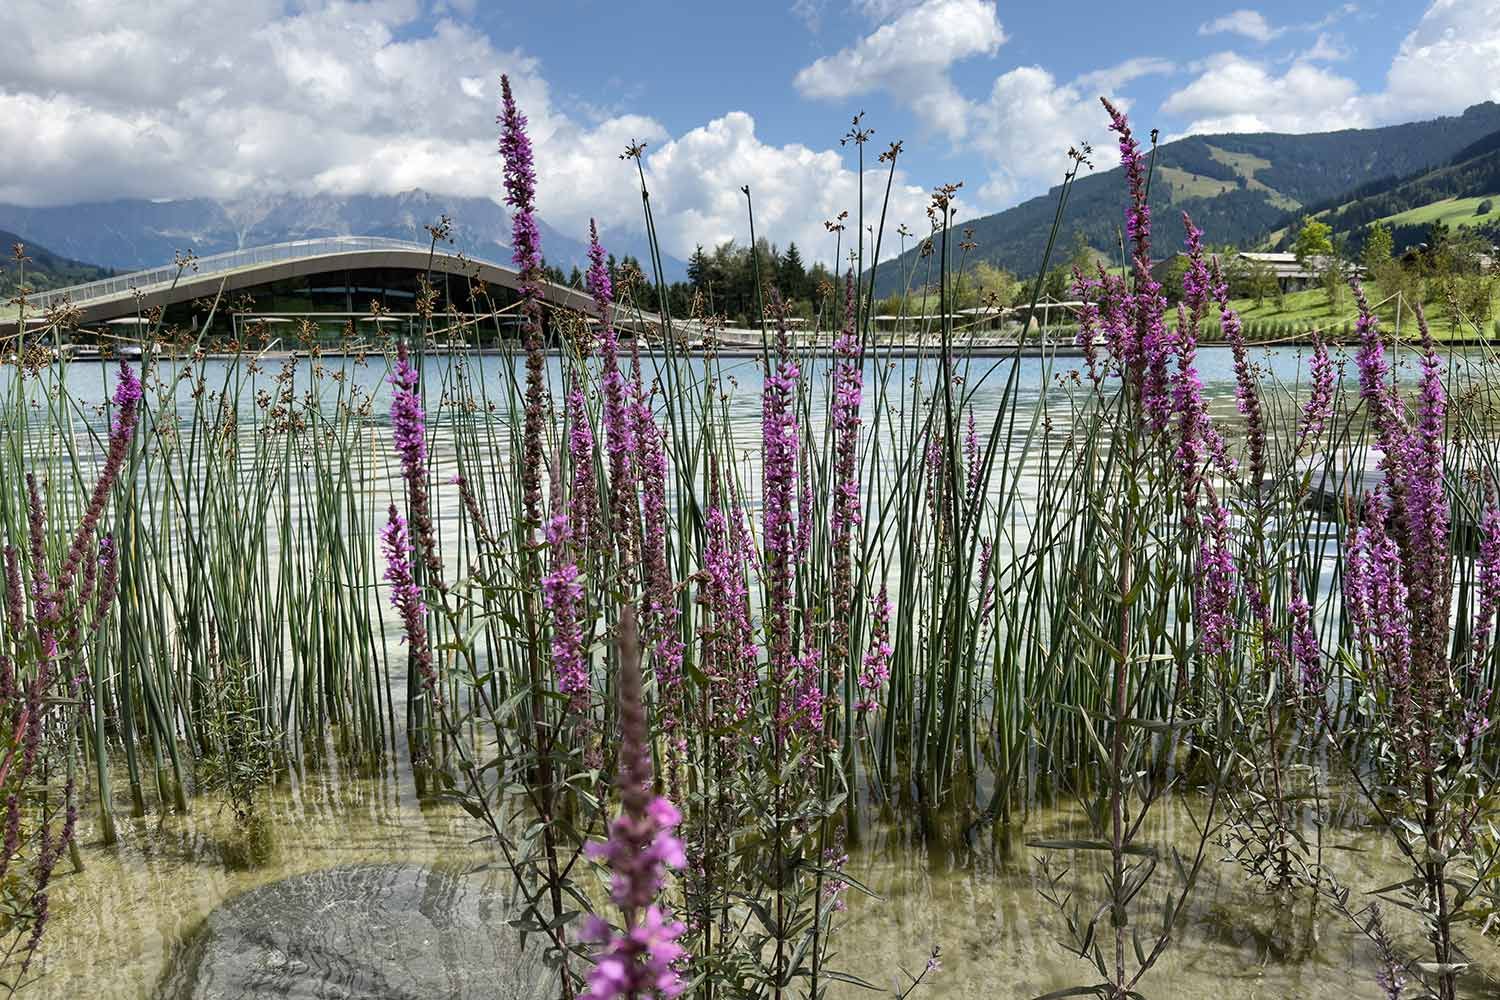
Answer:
10, 236, 651, 332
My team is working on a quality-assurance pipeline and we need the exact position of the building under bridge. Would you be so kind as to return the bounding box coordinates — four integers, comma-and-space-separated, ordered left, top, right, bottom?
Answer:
1, 237, 655, 350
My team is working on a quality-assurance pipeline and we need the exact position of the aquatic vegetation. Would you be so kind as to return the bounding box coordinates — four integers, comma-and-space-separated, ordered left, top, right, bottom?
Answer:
0, 362, 137, 991
10, 72, 1500, 1000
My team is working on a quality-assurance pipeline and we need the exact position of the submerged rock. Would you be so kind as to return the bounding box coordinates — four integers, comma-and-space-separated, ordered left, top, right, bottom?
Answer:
159, 863, 550, 999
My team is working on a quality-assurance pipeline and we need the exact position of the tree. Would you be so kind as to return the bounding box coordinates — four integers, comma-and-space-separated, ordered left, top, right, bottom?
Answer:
779, 243, 808, 302
1160, 255, 1192, 305
1362, 222, 1394, 274
967, 262, 1017, 308
686, 245, 709, 290
1292, 217, 1334, 271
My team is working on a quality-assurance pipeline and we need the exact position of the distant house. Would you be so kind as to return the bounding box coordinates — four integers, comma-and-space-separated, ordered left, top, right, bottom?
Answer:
1149, 250, 1356, 296
1236, 252, 1327, 293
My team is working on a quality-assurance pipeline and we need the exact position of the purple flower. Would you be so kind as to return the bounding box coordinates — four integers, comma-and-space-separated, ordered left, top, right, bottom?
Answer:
700, 490, 759, 727
1466, 503, 1500, 744
1290, 582, 1323, 706
388, 343, 442, 584
1344, 493, 1413, 740
1295, 338, 1335, 455
963, 408, 981, 508
1196, 504, 1236, 658
1216, 264, 1265, 489
830, 269, 863, 678
762, 293, 802, 736
581, 607, 688, 1000
589, 221, 639, 577
1352, 281, 1409, 491
1171, 217, 1230, 529
567, 384, 599, 558
635, 380, 684, 754
1405, 313, 1450, 687
542, 512, 589, 713
500, 74, 547, 535
1073, 266, 1106, 387
856, 586, 893, 715
1102, 99, 1173, 431
380, 506, 439, 705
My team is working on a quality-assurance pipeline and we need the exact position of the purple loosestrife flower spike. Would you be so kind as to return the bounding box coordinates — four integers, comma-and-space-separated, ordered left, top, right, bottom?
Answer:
53, 362, 140, 603
762, 291, 802, 739
1347, 494, 1415, 749
856, 586, 893, 716
2, 546, 21, 640
963, 409, 981, 508
500, 74, 547, 536
1466, 503, 1500, 743
1173, 217, 1218, 530
389, 343, 443, 585
589, 221, 640, 580
830, 269, 862, 681
1352, 280, 1409, 490
1290, 582, 1323, 707
634, 385, 684, 762
700, 484, 759, 729
1405, 309, 1450, 708
1073, 265, 1105, 387
582, 607, 687, 1000
24, 475, 54, 628
543, 509, 590, 714
567, 383, 599, 559
381, 506, 440, 706
1102, 100, 1172, 429
1196, 503, 1236, 658
1215, 262, 1265, 490
94, 536, 119, 631
1295, 338, 1335, 455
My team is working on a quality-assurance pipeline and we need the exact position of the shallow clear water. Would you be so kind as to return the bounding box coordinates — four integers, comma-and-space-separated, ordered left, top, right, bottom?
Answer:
32, 760, 1500, 999
16, 344, 1500, 998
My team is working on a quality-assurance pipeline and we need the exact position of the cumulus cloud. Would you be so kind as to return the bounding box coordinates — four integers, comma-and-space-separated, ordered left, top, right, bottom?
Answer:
1077, 57, 1176, 94
793, 0, 1005, 139
1298, 32, 1350, 63
1198, 9, 1284, 43
968, 67, 1139, 206
1165, 2, 1500, 137
1161, 53, 1366, 133
0, 0, 919, 264
637, 112, 938, 260
1381, 0, 1500, 118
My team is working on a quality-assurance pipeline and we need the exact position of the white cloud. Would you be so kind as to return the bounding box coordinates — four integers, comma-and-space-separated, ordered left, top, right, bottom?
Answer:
1165, 2, 1500, 137
793, 0, 1005, 139
1381, 0, 1500, 119
1077, 57, 1176, 94
1298, 32, 1349, 63
637, 112, 939, 262
0, 0, 918, 265
1198, 9, 1284, 43
1161, 52, 1366, 133
969, 67, 1133, 207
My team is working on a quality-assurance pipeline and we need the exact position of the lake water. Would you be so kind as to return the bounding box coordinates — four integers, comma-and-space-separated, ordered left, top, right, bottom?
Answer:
16, 343, 1500, 998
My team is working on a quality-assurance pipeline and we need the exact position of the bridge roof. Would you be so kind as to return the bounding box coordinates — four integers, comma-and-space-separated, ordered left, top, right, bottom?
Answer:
6, 236, 653, 332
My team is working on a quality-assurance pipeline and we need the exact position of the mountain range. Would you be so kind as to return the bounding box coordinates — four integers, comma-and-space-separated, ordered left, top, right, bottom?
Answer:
1279, 128, 1500, 257
0, 190, 687, 288
870, 102, 1500, 297
0, 229, 112, 299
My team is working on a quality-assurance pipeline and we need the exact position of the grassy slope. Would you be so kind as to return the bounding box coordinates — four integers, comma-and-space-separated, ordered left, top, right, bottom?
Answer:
1229, 281, 1497, 339
1378, 194, 1500, 228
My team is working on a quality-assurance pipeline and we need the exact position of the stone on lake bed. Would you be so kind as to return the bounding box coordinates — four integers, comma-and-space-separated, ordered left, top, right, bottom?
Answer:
159, 863, 551, 999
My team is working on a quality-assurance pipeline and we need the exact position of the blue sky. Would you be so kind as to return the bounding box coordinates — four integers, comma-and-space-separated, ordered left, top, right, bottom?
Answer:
0, 0, 1494, 263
